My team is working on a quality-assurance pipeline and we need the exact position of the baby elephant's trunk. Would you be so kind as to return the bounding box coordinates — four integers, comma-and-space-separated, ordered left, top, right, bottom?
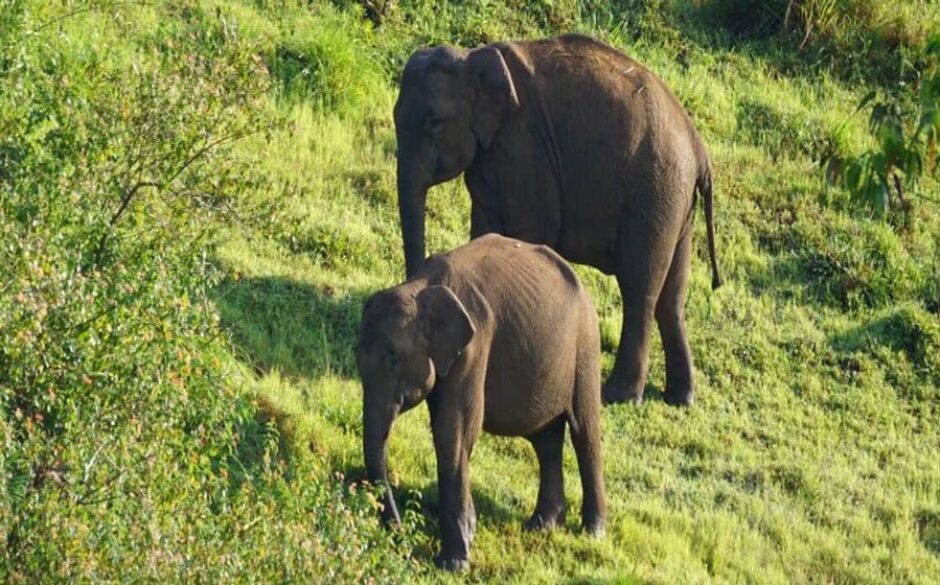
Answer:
364, 401, 402, 525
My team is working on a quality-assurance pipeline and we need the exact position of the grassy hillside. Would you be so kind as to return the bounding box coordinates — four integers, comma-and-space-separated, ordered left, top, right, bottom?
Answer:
3, 0, 940, 583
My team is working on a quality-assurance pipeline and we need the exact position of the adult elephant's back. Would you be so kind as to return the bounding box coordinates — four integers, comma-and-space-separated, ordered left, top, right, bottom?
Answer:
475, 34, 710, 274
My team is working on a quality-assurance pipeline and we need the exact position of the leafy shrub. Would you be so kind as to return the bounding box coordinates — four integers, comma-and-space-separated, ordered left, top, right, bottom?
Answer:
0, 2, 422, 581
826, 35, 940, 219
0, 0, 256, 572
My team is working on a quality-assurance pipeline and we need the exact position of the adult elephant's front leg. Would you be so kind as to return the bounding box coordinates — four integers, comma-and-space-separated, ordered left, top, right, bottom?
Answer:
470, 203, 501, 239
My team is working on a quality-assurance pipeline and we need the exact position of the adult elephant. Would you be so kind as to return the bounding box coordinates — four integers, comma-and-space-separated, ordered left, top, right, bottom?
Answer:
394, 33, 721, 406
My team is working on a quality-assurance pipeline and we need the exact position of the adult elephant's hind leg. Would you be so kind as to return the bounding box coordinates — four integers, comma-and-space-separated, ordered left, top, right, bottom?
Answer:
602, 222, 673, 405
656, 231, 695, 406
523, 416, 567, 531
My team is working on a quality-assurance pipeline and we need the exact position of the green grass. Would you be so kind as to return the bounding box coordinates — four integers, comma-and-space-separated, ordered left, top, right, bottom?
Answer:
206, 1, 940, 582
6, 0, 940, 582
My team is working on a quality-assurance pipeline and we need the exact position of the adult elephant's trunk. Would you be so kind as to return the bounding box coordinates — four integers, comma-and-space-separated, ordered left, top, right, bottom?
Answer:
363, 397, 402, 526
398, 162, 429, 279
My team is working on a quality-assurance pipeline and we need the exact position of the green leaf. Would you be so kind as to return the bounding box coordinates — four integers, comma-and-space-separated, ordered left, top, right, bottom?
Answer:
926, 34, 940, 57
856, 90, 878, 115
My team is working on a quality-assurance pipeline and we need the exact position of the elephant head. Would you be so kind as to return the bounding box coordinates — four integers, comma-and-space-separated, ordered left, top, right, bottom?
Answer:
356, 284, 475, 524
394, 45, 520, 277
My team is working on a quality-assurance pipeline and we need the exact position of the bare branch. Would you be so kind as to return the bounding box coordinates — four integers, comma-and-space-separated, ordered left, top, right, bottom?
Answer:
82, 438, 115, 484
90, 180, 161, 268
892, 172, 907, 210
29, 1, 151, 35
163, 127, 268, 189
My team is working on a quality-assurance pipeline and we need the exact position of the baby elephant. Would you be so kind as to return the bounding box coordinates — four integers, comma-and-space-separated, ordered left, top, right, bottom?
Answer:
357, 233, 606, 571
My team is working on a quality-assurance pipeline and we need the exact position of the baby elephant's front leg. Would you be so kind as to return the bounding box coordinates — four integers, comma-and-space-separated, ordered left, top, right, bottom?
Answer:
434, 465, 474, 572
431, 405, 477, 572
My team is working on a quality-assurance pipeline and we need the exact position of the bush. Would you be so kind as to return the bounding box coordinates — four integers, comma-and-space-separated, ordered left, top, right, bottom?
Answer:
0, 2, 422, 580
0, 0, 261, 573
825, 35, 940, 219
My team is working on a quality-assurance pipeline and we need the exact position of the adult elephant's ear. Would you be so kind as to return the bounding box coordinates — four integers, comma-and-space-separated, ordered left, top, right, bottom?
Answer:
417, 285, 475, 377
467, 46, 519, 149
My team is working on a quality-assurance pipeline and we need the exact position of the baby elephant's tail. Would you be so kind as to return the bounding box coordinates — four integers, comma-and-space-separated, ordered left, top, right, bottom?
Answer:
697, 157, 722, 290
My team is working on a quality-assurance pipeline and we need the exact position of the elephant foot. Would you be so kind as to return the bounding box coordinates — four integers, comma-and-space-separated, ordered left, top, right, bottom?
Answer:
663, 387, 694, 407
663, 378, 695, 407
523, 505, 567, 532
582, 517, 606, 539
434, 556, 470, 572
601, 378, 644, 406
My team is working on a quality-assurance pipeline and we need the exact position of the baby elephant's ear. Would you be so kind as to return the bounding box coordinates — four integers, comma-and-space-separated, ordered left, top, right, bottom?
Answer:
417, 285, 475, 378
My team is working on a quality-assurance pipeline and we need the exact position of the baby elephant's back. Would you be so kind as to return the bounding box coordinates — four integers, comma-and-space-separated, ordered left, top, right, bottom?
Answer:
444, 234, 598, 436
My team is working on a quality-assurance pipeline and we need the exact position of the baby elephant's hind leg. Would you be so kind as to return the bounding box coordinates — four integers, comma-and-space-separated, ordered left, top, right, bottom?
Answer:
523, 416, 567, 531
570, 348, 607, 536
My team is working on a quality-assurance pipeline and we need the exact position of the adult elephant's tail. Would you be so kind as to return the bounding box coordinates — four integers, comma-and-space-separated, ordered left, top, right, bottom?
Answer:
697, 158, 723, 290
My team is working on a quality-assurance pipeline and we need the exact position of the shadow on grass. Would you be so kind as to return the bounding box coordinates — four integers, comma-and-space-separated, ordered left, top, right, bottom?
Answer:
343, 462, 524, 567
916, 508, 940, 558
641, 383, 664, 403
827, 307, 940, 399
829, 309, 933, 357
343, 463, 518, 528
213, 274, 367, 380
662, 1, 910, 88
209, 274, 378, 493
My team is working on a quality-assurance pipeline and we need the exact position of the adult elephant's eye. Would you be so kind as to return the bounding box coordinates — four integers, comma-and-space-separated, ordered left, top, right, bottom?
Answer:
427, 116, 445, 133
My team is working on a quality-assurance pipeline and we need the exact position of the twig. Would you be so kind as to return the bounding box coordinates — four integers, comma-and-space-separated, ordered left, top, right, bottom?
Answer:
799, 24, 813, 50
892, 173, 908, 210
91, 180, 161, 267
913, 191, 940, 204
163, 128, 266, 188
109, 180, 162, 226
29, 1, 151, 35
74, 448, 153, 506
783, 0, 799, 34
82, 439, 114, 484
239, 516, 263, 534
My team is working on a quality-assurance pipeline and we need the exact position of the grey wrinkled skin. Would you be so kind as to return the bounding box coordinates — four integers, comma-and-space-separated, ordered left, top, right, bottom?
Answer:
394, 33, 722, 408
357, 234, 606, 572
